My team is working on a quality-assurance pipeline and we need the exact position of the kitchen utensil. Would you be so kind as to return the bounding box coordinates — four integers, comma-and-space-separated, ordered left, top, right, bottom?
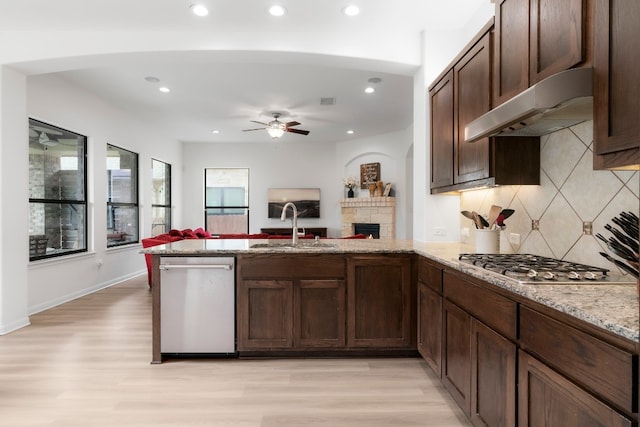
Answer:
472, 211, 484, 229
500, 209, 515, 220
488, 205, 502, 229
461, 210, 474, 220
612, 216, 639, 240
599, 252, 639, 278
605, 224, 639, 252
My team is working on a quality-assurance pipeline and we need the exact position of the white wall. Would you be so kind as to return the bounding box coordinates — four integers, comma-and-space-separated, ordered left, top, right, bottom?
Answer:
181, 127, 412, 238
0, 66, 30, 334
24, 74, 182, 315
414, 3, 495, 243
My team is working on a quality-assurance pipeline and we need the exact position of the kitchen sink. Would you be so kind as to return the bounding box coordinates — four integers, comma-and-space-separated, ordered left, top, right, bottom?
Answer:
250, 242, 337, 250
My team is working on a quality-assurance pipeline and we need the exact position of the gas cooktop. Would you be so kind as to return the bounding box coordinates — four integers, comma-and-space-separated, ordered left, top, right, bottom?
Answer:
458, 253, 636, 285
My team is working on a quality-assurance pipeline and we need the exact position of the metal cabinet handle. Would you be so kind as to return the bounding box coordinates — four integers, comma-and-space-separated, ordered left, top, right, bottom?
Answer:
159, 264, 233, 271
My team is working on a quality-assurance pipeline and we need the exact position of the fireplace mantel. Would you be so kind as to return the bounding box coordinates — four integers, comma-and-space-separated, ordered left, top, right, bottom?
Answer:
340, 197, 395, 239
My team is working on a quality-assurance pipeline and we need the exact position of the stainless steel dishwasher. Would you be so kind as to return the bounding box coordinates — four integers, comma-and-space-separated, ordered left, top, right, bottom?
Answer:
159, 256, 236, 355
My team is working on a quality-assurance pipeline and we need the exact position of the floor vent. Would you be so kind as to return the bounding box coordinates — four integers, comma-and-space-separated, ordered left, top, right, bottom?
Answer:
320, 97, 336, 105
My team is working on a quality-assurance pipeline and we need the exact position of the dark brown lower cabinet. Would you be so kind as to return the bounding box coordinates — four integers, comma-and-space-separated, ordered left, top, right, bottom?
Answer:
347, 255, 414, 349
470, 320, 516, 427
417, 281, 442, 375
294, 279, 346, 348
442, 300, 471, 415
237, 280, 294, 350
518, 350, 633, 427
237, 278, 345, 351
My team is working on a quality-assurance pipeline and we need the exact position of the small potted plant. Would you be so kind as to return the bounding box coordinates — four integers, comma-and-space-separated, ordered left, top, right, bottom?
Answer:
343, 176, 358, 198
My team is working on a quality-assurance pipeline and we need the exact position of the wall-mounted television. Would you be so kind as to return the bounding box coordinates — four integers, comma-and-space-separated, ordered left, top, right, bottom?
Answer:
268, 188, 320, 218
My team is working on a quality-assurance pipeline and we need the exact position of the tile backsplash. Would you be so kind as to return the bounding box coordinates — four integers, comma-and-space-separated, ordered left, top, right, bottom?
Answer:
460, 120, 639, 275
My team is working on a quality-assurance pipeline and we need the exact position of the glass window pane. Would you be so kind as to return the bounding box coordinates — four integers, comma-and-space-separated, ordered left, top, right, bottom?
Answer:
107, 205, 139, 246
29, 119, 87, 261
205, 168, 249, 206
107, 145, 137, 203
152, 206, 171, 236
152, 159, 171, 206
205, 208, 249, 234
29, 202, 87, 259
204, 168, 249, 234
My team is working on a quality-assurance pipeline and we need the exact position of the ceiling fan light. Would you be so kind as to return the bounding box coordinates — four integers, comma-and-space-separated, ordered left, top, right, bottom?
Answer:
190, 4, 209, 16
267, 127, 285, 139
268, 5, 286, 16
343, 5, 360, 16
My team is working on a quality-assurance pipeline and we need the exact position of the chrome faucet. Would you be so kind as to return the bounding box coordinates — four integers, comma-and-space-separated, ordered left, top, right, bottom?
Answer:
280, 202, 298, 246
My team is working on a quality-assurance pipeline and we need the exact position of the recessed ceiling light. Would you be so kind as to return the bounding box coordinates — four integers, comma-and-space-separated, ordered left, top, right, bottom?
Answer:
144, 76, 160, 83
269, 5, 287, 16
190, 4, 209, 17
159, 87, 170, 93
364, 87, 375, 94
211, 130, 220, 134
347, 130, 355, 134
342, 5, 360, 16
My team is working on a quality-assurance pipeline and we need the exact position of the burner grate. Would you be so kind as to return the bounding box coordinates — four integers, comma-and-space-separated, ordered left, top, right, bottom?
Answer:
458, 253, 611, 283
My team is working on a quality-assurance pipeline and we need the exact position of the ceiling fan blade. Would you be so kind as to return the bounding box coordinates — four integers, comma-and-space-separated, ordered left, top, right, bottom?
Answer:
285, 121, 301, 127
286, 128, 310, 135
250, 120, 269, 126
242, 127, 266, 132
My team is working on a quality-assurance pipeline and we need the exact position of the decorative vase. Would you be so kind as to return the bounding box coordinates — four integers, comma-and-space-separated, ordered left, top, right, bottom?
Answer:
368, 184, 376, 197
347, 188, 354, 198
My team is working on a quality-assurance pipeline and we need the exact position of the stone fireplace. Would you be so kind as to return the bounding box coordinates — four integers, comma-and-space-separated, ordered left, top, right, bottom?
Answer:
340, 197, 395, 239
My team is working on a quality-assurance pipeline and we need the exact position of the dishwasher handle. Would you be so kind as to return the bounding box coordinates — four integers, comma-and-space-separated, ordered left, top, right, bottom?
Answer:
159, 264, 233, 271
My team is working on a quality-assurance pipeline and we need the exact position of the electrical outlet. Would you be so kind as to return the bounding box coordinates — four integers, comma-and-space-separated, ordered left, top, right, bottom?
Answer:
434, 227, 446, 237
509, 233, 521, 245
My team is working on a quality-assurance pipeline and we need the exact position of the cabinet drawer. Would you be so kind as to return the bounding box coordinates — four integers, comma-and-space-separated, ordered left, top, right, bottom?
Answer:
520, 306, 635, 413
238, 254, 345, 279
443, 271, 517, 340
418, 257, 442, 293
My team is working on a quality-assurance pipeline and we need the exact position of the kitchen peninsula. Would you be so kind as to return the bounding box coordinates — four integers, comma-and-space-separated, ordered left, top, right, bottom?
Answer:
144, 238, 639, 425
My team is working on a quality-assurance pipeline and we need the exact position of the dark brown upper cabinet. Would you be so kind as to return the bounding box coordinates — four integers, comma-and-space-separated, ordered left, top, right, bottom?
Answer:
430, 70, 455, 189
454, 32, 492, 184
593, 0, 640, 170
429, 19, 539, 194
494, 0, 590, 106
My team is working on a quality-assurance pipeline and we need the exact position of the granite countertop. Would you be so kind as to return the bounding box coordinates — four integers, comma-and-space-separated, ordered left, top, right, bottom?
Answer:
142, 238, 639, 343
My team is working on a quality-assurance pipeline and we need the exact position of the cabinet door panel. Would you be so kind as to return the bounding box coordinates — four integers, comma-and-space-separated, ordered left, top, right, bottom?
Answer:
417, 282, 442, 376
295, 279, 345, 348
454, 33, 492, 183
530, 0, 585, 83
519, 350, 633, 427
470, 320, 516, 427
593, 0, 640, 167
347, 256, 413, 348
430, 70, 455, 189
237, 280, 293, 350
494, 0, 530, 105
442, 300, 471, 415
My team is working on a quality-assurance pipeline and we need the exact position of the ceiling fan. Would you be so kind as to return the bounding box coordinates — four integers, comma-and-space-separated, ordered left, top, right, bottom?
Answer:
243, 112, 310, 139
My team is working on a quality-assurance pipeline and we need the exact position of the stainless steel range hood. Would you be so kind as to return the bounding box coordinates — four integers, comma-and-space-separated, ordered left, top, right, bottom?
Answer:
465, 68, 593, 143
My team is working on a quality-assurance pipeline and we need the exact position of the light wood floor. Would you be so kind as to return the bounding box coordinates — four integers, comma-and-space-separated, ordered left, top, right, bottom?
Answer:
0, 275, 471, 427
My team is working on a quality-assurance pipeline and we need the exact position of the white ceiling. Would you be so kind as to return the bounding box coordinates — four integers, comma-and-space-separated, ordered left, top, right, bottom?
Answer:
2, 0, 490, 145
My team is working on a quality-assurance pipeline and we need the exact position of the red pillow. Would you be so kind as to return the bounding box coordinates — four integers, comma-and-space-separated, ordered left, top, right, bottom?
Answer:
168, 229, 182, 237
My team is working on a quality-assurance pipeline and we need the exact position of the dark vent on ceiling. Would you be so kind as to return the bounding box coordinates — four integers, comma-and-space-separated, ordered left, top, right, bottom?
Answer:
320, 97, 336, 105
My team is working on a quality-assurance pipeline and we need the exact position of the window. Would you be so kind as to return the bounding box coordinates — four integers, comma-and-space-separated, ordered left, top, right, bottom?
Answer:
151, 159, 171, 236
204, 168, 249, 234
106, 144, 139, 247
28, 119, 88, 261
